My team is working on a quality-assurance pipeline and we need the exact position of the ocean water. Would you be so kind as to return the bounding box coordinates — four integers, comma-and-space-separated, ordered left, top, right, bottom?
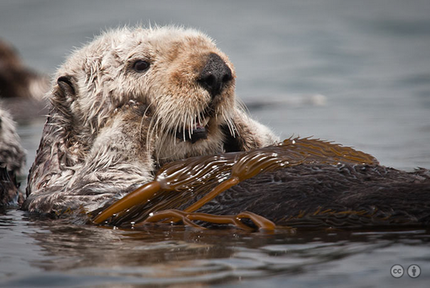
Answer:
1, 0, 430, 287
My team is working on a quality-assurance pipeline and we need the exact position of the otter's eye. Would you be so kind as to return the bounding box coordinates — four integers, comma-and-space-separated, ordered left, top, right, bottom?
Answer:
133, 60, 150, 72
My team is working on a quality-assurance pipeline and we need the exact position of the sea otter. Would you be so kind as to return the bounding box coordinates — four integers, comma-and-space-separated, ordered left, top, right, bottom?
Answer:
23, 26, 278, 215
0, 39, 48, 100
0, 39, 49, 121
0, 106, 25, 206
23, 26, 430, 229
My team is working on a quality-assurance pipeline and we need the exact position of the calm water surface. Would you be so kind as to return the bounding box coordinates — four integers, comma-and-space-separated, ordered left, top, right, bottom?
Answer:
1, 0, 430, 287
1, 209, 430, 288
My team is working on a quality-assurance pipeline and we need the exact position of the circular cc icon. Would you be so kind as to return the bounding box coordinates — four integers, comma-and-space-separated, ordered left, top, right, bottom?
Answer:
391, 264, 404, 278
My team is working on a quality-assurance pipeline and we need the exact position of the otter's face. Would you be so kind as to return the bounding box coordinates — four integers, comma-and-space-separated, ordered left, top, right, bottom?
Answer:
54, 27, 237, 164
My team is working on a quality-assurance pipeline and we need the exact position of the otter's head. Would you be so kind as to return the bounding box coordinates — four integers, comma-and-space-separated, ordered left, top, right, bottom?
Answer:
52, 26, 238, 164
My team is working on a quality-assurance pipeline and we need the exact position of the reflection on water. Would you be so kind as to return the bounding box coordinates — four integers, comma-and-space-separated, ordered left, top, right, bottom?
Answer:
1, 0, 430, 287
1, 209, 430, 287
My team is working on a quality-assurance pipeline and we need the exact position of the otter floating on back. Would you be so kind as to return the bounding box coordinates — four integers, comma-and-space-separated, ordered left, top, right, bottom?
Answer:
24, 26, 277, 215
23, 26, 430, 230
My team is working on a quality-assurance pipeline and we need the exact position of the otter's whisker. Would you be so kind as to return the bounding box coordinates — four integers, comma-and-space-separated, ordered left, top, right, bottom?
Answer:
188, 113, 193, 140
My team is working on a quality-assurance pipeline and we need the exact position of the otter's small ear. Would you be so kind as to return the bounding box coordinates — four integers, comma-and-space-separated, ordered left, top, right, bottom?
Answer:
56, 76, 77, 100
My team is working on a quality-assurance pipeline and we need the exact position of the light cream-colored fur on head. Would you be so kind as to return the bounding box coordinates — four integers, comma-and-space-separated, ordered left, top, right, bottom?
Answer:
24, 25, 278, 215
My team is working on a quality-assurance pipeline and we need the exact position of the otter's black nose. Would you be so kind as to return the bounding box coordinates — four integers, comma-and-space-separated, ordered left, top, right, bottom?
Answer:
198, 53, 233, 98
